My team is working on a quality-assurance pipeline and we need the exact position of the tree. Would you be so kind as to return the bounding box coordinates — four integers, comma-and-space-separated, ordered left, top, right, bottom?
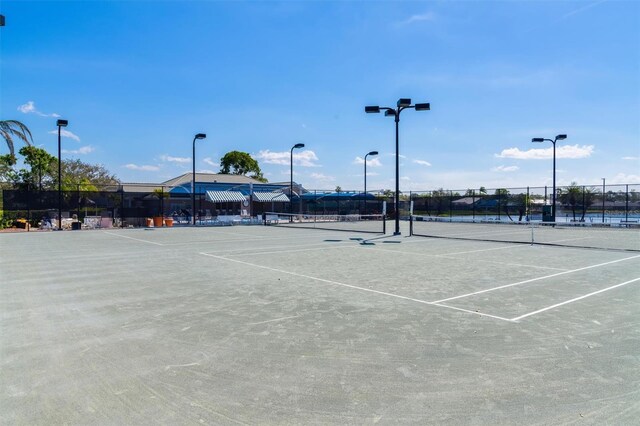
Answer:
1, 120, 33, 158
559, 182, 582, 221
219, 151, 267, 182
16, 146, 57, 190
61, 159, 119, 190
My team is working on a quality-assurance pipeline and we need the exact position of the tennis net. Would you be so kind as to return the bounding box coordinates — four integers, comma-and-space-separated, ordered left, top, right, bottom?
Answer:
409, 216, 640, 252
266, 212, 386, 234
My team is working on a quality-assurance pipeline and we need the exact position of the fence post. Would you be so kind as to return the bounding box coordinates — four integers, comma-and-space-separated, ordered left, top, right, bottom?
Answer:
449, 190, 453, 221
526, 187, 530, 221
472, 189, 476, 220
625, 184, 629, 223
120, 188, 125, 228
26, 183, 31, 232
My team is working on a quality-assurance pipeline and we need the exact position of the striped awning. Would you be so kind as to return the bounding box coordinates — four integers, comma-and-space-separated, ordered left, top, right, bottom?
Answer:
205, 190, 247, 203
252, 192, 290, 202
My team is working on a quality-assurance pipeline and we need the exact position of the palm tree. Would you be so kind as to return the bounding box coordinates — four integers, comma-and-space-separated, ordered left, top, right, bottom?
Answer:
1, 120, 33, 157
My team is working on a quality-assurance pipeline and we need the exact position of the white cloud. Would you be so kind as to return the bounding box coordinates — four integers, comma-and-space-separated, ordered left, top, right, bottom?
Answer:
124, 164, 159, 171
160, 155, 190, 164
609, 173, 640, 184
622, 156, 639, 161
496, 144, 594, 160
491, 165, 519, 172
197, 169, 217, 174
18, 101, 60, 118
310, 173, 335, 182
384, 153, 407, 159
413, 159, 432, 166
401, 12, 436, 25
203, 157, 219, 167
353, 156, 382, 167
256, 149, 320, 167
48, 129, 80, 142
62, 146, 94, 155
401, 176, 411, 181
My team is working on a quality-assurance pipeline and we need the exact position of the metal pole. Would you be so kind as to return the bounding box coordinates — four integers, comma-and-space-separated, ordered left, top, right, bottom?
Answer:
394, 110, 400, 235
552, 140, 556, 222
57, 124, 62, 230
364, 155, 367, 215
626, 184, 629, 223
290, 147, 293, 217
192, 136, 196, 225
602, 178, 605, 223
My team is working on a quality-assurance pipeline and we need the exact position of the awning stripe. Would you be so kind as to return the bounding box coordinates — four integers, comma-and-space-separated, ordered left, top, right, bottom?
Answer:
253, 192, 290, 202
205, 190, 247, 203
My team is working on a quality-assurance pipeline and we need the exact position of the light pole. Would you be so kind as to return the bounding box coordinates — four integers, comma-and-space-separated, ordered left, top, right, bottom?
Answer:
364, 151, 378, 214
290, 143, 305, 216
192, 133, 206, 225
56, 119, 68, 230
532, 134, 567, 222
365, 99, 430, 235
602, 178, 606, 223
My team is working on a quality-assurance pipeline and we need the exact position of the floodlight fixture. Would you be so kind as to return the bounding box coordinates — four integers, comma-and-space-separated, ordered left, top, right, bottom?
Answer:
364, 98, 431, 235
531, 133, 567, 222
192, 132, 207, 225
57, 119, 69, 230
290, 143, 306, 215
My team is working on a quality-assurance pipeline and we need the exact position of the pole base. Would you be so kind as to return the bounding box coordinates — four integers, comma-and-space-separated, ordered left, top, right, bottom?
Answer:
393, 231, 401, 236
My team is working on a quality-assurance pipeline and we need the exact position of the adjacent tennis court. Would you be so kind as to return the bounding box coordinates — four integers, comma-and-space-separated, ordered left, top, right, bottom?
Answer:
2, 223, 639, 424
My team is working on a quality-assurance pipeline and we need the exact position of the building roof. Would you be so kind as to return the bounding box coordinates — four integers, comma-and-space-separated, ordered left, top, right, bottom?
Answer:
162, 172, 260, 187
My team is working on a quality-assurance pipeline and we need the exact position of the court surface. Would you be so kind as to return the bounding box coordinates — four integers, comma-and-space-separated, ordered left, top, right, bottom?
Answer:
2, 224, 639, 424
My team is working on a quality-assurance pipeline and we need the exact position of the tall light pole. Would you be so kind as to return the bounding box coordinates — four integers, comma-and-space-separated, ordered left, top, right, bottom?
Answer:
364, 150, 378, 214
532, 134, 567, 222
56, 119, 68, 230
365, 99, 430, 235
290, 143, 305, 216
602, 178, 606, 223
192, 133, 206, 225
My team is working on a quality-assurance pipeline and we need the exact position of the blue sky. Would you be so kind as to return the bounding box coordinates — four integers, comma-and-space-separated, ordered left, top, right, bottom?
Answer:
1, 0, 638, 191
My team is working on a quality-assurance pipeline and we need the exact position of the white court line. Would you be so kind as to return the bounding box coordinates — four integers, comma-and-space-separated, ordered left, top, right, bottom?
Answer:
359, 245, 567, 272
430, 254, 640, 304
228, 244, 355, 257
102, 231, 164, 246
198, 252, 514, 322
511, 277, 640, 321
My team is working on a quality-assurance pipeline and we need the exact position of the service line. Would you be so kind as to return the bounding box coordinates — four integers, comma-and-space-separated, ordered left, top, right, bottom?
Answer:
198, 252, 514, 322
511, 277, 640, 321
430, 254, 640, 304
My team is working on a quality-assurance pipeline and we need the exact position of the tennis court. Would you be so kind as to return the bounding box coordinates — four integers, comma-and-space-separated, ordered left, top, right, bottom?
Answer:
2, 223, 639, 424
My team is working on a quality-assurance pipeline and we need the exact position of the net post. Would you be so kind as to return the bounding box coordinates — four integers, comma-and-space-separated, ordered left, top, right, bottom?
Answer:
383, 215, 386, 234
409, 214, 413, 235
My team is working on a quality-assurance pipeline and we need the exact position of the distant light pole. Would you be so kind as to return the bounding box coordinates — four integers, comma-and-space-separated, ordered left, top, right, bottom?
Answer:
56, 119, 68, 230
602, 178, 606, 223
364, 151, 378, 214
290, 143, 305, 216
192, 133, 207, 225
365, 99, 430, 235
532, 134, 567, 222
